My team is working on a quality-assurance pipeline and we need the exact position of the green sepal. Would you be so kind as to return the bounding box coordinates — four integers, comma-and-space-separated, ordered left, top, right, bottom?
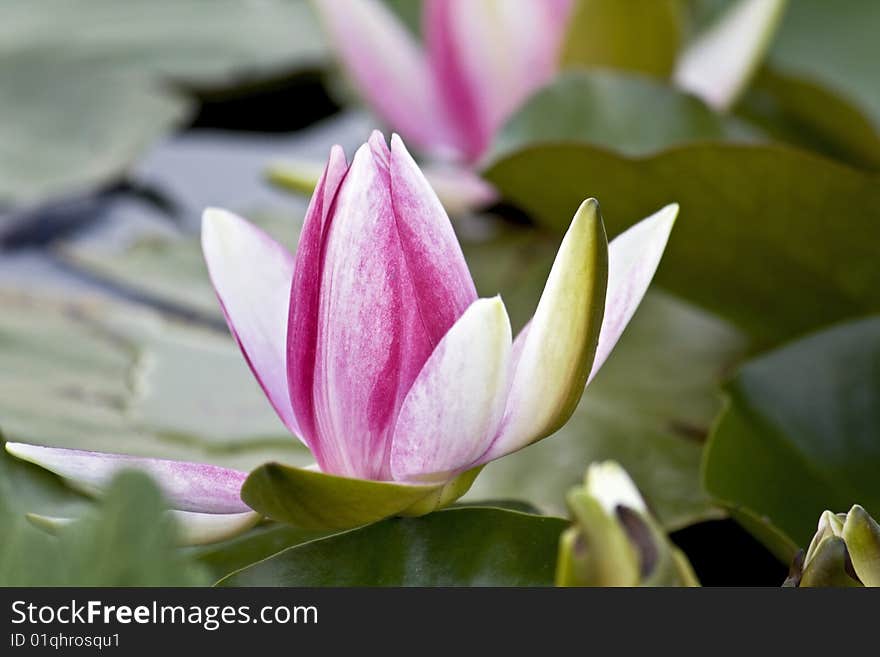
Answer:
241, 463, 479, 531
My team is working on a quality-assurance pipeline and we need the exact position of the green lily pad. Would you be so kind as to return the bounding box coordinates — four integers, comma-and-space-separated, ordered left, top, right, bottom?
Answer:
218, 507, 567, 586
490, 71, 756, 163
466, 290, 745, 530
484, 141, 880, 346
192, 522, 334, 583
560, 0, 683, 77
241, 463, 479, 531
57, 210, 302, 322
738, 67, 880, 171
0, 291, 308, 471
0, 58, 189, 207
703, 316, 880, 549
0, 0, 327, 206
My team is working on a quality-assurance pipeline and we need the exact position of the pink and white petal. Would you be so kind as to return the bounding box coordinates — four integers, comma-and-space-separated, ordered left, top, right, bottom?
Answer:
391, 297, 512, 483
287, 146, 348, 449
388, 134, 478, 343
311, 137, 433, 480
5, 443, 250, 514
420, 161, 499, 215
588, 204, 678, 384
202, 207, 300, 439
313, 0, 455, 156
674, 0, 787, 111
479, 199, 608, 464
425, 0, 573, 160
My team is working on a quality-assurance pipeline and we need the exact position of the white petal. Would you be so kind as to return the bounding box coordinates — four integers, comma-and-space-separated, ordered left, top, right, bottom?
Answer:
202, 207, 301, 438
479, 199, 608, 462
674, 0, 787, 110
589, 203, 678, 384
390, 297, 512, 482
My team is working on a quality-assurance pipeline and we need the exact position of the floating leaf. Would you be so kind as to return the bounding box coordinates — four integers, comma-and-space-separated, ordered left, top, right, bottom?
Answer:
484, 141, 880, 345
703, 316, 880, 548
490, 71, 756, 163
219, 507, 566, 586
0, 292, 308, 471
0, 0, 328, 206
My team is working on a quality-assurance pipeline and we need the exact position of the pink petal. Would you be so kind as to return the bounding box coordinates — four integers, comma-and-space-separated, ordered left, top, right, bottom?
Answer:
201, 207, 300, 440
588, 204, 678, 384
388, 134, 479, 337
313, 0, 456, 157
310, 133, 477, 480
390, 297, 512, 483
4, 443, 250, 514
425, 0, 573, 160
287, 145, 349, 452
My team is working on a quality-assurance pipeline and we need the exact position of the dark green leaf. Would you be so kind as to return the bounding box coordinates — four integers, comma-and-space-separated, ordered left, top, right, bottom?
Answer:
738, 67, 880, 170
192, 523, 333, 583
219, 507, 567, 586
484, 142, 880, 345
703, 316, 880, 548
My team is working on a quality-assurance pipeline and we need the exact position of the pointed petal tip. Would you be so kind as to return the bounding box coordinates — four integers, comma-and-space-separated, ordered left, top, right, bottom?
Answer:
570, 198, 606, 241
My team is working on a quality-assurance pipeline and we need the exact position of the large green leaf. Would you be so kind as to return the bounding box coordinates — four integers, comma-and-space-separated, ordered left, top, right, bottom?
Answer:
1, 471, 208, 586
192, 523, 333, 583
219, 507, 567, 586
560, 0, 683, 77
737, 0, 880, 172
484, 142, 880, 345
703, 316, 880, 548
57, 211, 301, 322
0, 0, 326, 86
466, 290, 745, 530
490, 71, 756, 163
0, 0, 327, 206
0, 58, 189, 206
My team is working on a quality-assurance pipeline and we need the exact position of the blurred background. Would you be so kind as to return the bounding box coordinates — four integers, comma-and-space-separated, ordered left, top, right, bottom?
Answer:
1, 0, 878, 587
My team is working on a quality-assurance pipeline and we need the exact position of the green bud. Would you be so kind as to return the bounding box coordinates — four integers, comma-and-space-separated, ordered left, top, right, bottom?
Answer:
555, 461, 699, 587
799, 536, 860, 588
841, 505, 880, 587
796, 504, 880, 587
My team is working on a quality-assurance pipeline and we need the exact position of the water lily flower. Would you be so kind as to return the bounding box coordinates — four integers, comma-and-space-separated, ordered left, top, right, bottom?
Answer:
314, 0, 786, 165
314, 0, 573, 163
6, 133, 676, 535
